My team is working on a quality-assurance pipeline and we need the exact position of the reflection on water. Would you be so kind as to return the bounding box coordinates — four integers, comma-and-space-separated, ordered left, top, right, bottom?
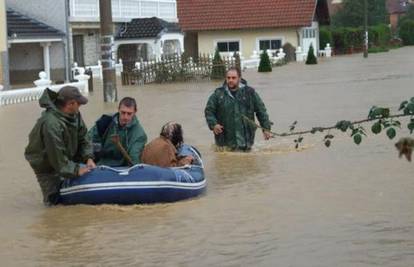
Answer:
1, 48, 414, 266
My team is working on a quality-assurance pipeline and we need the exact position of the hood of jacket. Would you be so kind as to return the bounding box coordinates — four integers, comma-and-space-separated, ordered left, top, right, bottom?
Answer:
38, 88, 78, 127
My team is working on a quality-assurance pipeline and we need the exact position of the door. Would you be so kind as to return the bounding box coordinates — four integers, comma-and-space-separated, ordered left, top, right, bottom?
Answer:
73, 35, 85, 66
301, 22, 319, 56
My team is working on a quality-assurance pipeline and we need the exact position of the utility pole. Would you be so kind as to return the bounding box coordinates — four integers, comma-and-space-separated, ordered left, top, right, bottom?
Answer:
99, 0, 117, 102
363, 0, 368, 58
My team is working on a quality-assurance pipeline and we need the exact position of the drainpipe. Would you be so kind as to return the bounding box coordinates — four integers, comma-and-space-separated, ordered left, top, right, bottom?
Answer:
0, 0, 9, 89
64, 0, 71, 81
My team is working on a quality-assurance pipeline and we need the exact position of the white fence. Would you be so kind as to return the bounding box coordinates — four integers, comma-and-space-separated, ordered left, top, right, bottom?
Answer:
73, 59, 123, 79
0, 71, 90, 107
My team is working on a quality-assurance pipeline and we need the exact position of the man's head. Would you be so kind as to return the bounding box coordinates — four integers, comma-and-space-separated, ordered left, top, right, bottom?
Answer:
55, 86, 88, 114
118, 97, 137, 127
226, 67, 242, 90
160, 122, 184, 148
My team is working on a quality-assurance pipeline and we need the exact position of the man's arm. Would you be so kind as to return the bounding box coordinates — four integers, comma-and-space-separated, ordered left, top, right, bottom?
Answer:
253, 91, 272, 131
42, 121, 80, 178
204, 92, 219, 130
127, 122, 148, 165
78, 114, 95, 163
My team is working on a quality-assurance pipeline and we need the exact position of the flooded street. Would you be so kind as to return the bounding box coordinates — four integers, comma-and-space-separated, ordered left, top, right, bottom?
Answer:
1, 47, 414, 266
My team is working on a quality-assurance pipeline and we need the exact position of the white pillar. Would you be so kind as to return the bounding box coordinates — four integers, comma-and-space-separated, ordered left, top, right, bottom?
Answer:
41, 42, 51, 79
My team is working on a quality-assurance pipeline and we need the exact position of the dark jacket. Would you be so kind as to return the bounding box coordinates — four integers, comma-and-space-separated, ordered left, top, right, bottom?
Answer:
25, 88, 93, 177
204, 79, 272, 150
88, 113, 147, 166
24, 88, 93, 204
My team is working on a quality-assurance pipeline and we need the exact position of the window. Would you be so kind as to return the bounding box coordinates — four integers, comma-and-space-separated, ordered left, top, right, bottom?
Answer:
259, 39, 282, 50
216, 41, 240, 52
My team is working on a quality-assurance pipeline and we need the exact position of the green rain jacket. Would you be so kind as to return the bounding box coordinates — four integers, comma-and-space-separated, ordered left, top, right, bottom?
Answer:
25, 88, 93, 177
24, 88, 93, 204
204, 80, 272, 150
88, 113, 147, 166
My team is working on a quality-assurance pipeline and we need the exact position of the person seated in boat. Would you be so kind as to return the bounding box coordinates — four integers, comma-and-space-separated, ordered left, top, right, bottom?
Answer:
141, 122, 193, 167
89, 97, 147, 167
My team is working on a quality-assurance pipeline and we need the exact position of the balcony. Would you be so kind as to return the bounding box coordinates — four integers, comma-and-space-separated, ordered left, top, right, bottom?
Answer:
69, 0, 177, 22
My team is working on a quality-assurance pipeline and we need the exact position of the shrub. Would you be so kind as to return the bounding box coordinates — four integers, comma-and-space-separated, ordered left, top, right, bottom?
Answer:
282, 42, 296, 62
305, 44, 317, 65
399, 20, 414, 45
258, 50, 272, 72
319, 27, 333, 50
368, 46, 389, 53
211, 48, 226, 79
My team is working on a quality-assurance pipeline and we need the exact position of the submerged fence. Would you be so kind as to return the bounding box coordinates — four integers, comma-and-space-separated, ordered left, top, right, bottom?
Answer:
121, 54, 238, 86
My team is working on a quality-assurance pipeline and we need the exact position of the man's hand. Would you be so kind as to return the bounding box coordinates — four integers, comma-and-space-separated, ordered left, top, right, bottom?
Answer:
213, 124, 224, 135
78, 166, 91, 176
263, 130, 273, 140
86, 158, 97, 169
180, 156, 194, 165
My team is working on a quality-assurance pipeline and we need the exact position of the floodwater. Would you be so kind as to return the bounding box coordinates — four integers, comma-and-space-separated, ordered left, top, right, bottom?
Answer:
1, 47, 414, 266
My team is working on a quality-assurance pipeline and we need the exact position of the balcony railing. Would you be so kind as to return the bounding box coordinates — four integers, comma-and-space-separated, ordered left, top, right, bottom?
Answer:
69, 0, 177, 22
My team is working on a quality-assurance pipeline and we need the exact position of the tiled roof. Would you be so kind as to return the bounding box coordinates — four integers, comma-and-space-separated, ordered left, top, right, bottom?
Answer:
7, 8, 64, 39
177, 0, 319, 31
116, 17, 181, 39
387, 0, 410, 14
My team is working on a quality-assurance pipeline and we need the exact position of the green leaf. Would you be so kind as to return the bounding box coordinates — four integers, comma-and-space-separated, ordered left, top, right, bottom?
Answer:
386, 128, 396, 140
295, 143, 299, 149
407, 103, 414, 114
335, 120, 352, 132
310, 128, 317, 134
371, 122, 382, 134
410, 97, 414, 103
324, 134, 334, 139
353, 134, 362, 145
408, 122, 414, 134
298, 137, 304, 143
399, 100, 408, 111
368, 107, 390, 119
392, 121, 401, 128
324, 139, 331, 147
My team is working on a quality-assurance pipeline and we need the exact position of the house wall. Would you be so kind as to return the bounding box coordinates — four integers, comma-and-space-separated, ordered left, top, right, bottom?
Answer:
6, 0, 67, 32
72, 28, 100, 66
9, 42, 65, 83
197, 28, 299, 57
0, 0, 8, 87
6, 0, 69, 81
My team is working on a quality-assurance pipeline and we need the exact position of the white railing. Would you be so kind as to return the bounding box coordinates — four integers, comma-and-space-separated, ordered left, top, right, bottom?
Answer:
0, 71, 89, 107
242, 49, 286, 69
69, 0, 177, 22
72, 59, 123, 79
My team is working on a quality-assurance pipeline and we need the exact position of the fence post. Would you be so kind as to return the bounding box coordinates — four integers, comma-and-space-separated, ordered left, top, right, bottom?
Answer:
34, 71, 52, 87
74, 68, 91, 95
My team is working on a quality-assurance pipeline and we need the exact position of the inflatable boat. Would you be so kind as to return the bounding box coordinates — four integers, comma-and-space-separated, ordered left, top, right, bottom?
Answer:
59, 144, 206, 205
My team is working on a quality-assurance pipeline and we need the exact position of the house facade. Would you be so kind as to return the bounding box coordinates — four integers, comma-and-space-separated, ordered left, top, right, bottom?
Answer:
0, 0, 7, 88
177, 0, 329, 58
5, 0, 69, 85
69, 0, 183, 67
387, 0, 413, 33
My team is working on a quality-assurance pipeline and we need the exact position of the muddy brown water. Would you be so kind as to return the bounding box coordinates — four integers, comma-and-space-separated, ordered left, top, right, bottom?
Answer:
1, 47, 414, 266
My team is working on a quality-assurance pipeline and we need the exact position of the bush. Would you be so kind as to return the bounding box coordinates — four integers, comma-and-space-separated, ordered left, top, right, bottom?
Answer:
282, 42, 296, 62
319, 27, 333, 50
369, 24, 391, 47
305, 44, 317, 65
211, 48, 226, 79
368, 46, 389, 53
399, 20, 414, 45
258, 50, 272, 72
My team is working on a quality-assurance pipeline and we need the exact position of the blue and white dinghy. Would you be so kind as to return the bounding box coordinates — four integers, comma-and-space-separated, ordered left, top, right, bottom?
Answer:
59, 145, 206, 205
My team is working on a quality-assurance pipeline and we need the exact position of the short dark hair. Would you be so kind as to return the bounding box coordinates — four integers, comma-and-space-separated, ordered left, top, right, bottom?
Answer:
226, 67, 241, 78
160, 122, 184, 148
118, 97, 137, 111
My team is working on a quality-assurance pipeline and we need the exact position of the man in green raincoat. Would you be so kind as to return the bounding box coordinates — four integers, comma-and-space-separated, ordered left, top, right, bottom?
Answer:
88, 97, 147, 167
25, 86, 96, 205
204, 67, 273, 151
